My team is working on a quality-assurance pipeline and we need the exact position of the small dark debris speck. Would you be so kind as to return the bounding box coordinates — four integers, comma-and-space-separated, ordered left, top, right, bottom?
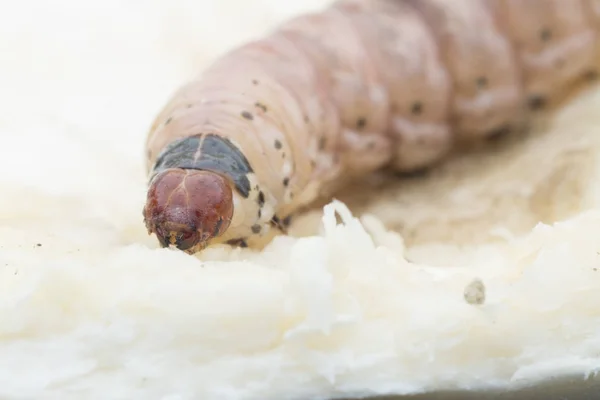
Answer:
283, 177, 289, 187
251, 224, 262, 234
241, 111, 254, 120
252, 79, 259, 85
36, 243, 42, 247
165, 117, 173, 125
258, 209, 262, 218
274, 139, 282, 149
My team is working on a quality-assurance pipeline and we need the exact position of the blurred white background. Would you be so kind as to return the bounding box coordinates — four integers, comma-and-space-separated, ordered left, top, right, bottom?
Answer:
0, 0, 328, 195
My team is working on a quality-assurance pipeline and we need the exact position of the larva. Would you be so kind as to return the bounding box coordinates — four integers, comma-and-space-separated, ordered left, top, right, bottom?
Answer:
143, 0, 600, 254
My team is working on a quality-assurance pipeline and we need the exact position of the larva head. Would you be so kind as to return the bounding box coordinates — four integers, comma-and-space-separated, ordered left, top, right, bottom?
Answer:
143, 168, 234, 254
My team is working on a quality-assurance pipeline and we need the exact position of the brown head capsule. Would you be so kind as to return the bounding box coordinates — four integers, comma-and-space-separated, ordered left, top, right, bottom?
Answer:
143, 168, 234, 253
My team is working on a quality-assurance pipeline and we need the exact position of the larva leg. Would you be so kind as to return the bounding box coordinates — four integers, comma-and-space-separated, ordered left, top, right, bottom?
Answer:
491, 0, 597, 110
407, 0, 526, 143
338, 127, 393, 174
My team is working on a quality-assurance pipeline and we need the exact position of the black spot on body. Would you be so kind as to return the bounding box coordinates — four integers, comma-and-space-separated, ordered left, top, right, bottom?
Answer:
411, 102, 423, 115
274, 139, 282, 149
165, 117, 172, 125
356, 117, 366, 129
283, 177, 289, 187
476, 76, 487, 89
152, 134, 253, 198
282, 216, 292, 227
252, 79, 259, 85
251, 224, 262, 234
255, 102, 268, 112
528, 95, 547, 110
396, 167, 430, 179
241, 111, 254, 120
540, 28, 552, 42
586, 70, 599, 81
318, 137, 326, 150
258, 191, 265, 206
257, 209, 262, 218
485, 124, 511, 141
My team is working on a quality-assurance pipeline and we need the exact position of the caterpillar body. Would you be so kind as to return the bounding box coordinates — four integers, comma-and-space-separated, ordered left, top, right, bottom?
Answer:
143, 0, 600, 254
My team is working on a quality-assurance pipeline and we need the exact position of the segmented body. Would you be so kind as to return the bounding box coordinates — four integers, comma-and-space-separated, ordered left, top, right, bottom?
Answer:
143, 0, 600, 253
